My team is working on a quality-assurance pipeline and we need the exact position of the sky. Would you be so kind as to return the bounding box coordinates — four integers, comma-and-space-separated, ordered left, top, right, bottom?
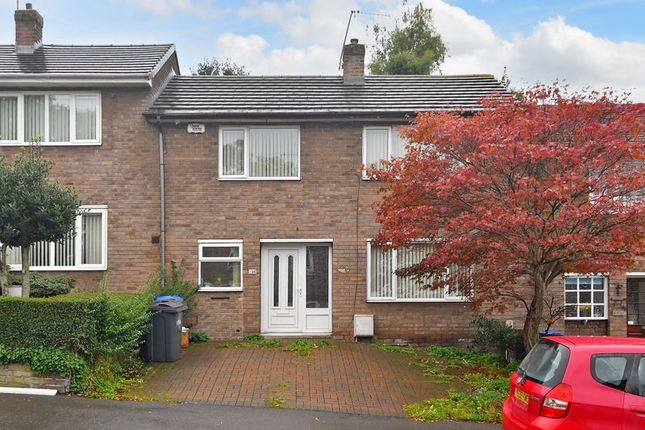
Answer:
0, 0, 644, 100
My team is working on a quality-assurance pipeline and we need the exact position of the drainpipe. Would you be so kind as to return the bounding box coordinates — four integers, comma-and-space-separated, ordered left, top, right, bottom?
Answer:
157, 116, 166, 290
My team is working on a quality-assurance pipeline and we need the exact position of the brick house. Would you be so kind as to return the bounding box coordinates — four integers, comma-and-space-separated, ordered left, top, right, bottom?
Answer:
1, 5, 643, 342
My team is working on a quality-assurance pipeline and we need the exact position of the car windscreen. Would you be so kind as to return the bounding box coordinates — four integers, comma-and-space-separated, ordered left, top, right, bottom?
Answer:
518, 340, 570, 388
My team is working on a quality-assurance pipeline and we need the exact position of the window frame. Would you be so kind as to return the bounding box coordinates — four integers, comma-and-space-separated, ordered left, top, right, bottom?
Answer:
366, 240, 467, 303
5, 205, 108, 271
362, 125, 407, 179
591, 353, 633, 392
197, 239, 244, 292
0, 91, 101, 146
564, 274, 609, 320
218, 126, 301, 181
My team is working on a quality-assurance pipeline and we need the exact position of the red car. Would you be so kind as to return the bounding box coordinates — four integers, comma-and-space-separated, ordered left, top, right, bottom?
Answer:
503, 336, 645, 429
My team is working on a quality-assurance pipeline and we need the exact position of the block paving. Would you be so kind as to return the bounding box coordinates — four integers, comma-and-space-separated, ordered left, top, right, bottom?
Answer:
130, 341, 447, 416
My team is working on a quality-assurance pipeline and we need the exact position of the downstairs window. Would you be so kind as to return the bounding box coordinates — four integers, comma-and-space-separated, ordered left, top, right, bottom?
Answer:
367, 241, 466, 302
5, 206, 107, 271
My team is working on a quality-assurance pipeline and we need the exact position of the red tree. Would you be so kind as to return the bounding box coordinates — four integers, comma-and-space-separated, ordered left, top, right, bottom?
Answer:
371, 85, 645, 352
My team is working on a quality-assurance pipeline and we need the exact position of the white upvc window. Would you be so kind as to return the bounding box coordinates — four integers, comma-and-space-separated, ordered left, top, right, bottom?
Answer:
366, 240, 466, 302
198, 240, 243, 291
219, 126, 300, 180
4, 206, 108, 271
564, 275, 608, 320
362, 126, 408, 176
0, 92, 101, 145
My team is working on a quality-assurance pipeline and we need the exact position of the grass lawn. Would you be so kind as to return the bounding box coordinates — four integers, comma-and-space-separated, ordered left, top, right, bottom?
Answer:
374, 344, 516, 423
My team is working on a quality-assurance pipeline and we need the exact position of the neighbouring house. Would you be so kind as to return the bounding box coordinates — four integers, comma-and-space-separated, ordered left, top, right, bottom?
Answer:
1, 5, 643, 342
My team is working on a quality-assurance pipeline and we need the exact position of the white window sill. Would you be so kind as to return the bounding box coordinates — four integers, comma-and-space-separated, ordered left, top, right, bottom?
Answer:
9, 266, 107, 272
218, 177, 301, 181
198, 287, 243, 293
366, 298, 468, 303
0, 142, 101, 147
564, 317, 608, 321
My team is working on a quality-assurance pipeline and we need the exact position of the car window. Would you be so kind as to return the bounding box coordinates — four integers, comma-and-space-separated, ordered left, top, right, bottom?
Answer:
592, 355, 630, 390
518, 341, 570, 388
638, 357, 645, 397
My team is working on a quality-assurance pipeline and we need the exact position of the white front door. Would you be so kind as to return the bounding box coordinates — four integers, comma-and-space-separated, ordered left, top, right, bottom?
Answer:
261, 243, 332, 335
266, 247, 300, 332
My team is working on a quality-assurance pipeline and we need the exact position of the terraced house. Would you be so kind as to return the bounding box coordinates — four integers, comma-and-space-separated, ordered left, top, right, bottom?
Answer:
1, 5, 643, 342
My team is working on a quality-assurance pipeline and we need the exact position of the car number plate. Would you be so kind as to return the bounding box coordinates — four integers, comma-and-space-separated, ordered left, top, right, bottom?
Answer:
514, 388, 530, 409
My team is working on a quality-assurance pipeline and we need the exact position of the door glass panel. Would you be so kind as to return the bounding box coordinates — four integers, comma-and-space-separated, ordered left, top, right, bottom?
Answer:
273, 255, 279, 307
627, 279, 645, 326
306, 246, 329, 308
287, 255, 294, 307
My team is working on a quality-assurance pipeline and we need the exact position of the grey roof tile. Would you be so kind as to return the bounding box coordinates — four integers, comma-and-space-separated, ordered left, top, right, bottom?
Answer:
0, 44, 174, 77
148, 75, 509, 117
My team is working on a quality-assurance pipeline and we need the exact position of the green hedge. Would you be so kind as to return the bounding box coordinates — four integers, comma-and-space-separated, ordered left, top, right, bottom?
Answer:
0, 344, 88, 392
0, 293, 150, 358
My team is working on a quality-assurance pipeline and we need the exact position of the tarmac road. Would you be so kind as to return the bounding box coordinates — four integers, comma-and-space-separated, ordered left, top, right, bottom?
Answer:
0, 394, 501, 430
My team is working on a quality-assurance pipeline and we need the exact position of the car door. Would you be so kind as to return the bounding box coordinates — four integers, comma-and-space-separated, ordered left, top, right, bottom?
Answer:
623, 355, 645, 430
578, 354, 631, 429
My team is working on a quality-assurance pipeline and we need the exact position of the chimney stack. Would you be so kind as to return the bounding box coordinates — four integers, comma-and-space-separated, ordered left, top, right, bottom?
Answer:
15, 3, 43, 54
342, 38, 365, 84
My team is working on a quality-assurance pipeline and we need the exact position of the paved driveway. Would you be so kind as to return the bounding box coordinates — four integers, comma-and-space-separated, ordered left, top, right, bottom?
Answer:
129, 341, 448, 416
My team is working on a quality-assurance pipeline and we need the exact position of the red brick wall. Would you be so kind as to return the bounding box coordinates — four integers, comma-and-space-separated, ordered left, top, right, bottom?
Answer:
0, 86, 164, 292
160, 122, 477, 342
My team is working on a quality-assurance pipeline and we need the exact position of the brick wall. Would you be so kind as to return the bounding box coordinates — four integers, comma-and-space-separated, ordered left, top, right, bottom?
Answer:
160, 122, 479, 342
0, 86, 165, 292
0, 363, 70, 393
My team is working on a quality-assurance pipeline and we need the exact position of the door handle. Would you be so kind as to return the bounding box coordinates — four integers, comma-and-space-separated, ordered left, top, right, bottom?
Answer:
299, 289, 303, 297
631, 406, 645, 415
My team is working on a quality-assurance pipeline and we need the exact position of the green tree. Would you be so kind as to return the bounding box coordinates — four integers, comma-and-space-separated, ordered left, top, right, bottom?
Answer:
192, 58, 249, 76
369, 2, 446, 75
0, 146, 80, 297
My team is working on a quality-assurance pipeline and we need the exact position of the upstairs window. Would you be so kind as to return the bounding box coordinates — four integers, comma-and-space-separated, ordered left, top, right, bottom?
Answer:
4, 206, 107, 271
362, 126, 408, 176
0, 92, 100, 145
367, 241, 466, 302
219, 127, 300, 180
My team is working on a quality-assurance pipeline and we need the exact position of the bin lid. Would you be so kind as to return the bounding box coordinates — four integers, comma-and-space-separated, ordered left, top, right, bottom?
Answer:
154, 295, 184, 302
150, 300, 187, 312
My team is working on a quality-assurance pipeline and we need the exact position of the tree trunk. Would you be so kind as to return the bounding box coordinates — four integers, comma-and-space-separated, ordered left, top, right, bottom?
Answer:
21, 246, 30, 298
0, 244, 8, 296
521, 274, 547, 353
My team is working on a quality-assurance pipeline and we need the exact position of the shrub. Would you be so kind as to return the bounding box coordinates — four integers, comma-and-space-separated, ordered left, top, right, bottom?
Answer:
0, 294, 103, 354
0, 344, 88, 392
29, 273, 75, 298
143, 261, 199, 314
472, 315, 525, 360
189, 332, 210, 343
0, 292, 150, 359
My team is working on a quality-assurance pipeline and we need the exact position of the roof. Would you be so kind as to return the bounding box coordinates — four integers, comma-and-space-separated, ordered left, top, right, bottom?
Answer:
147, 74, 508, 120
546, 336, 645, 350
0, 44, 176, 87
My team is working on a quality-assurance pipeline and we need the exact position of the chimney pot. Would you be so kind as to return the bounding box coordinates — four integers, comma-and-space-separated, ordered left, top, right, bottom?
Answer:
14, 3, 43, 54
342, 38, 365, 85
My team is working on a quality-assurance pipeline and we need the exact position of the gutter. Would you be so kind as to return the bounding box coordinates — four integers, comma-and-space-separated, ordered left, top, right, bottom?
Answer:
0, 76, 152, 88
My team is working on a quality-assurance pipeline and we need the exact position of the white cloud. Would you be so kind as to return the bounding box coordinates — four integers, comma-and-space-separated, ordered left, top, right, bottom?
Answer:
119, 0, 207, 15
215, 0, 645, 101
216, 33, 337, 75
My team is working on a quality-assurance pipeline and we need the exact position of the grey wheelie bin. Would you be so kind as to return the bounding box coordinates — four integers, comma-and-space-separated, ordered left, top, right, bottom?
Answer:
143, 300, 187, 362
